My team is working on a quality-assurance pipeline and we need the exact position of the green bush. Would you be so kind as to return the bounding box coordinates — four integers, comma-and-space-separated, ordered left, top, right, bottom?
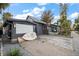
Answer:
7, 48, 21, 56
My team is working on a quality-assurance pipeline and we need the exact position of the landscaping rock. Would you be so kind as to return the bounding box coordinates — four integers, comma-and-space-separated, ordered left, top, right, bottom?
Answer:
22, 32, 37, 40
18, 37, 25, 43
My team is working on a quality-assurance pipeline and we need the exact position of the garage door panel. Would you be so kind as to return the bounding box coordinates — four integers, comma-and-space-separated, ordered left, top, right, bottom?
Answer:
16, 24, 33, 34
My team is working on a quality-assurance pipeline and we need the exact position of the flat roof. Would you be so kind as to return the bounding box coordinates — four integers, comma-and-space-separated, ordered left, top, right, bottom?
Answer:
6, 18, 36, 25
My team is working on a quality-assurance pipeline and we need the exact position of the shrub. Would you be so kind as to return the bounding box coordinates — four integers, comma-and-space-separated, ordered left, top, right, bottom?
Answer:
7, 48, 21, 56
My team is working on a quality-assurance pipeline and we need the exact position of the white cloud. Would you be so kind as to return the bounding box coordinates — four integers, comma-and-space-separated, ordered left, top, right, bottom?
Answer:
37, 3, 48, 6
13, 7, 46, 19
69, 3, 75, 7
51, 15, 60, 24
23, 9, 29, 13
51, 12, 79, 25
54, 15, 60, 19
52, 9, 55, 12
13, 13, 33, 19
31, 7, 45, 16
68, 12, 79, 24
68, 12, 79, 19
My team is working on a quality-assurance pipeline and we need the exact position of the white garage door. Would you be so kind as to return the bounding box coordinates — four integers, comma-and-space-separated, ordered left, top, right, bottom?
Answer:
16, 24, 33, 34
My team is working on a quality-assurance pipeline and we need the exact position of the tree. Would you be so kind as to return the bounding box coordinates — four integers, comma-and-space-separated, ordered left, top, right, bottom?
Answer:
0, 3, 10, 56
3, 12, 12, 22
0, 22, 3, 29
74, 16, 79, 31
0, 3, 9, 13
41, 10, 54, 34
75, 16, 79, 24
41, 10, 54, 26
59, 3, 71, 36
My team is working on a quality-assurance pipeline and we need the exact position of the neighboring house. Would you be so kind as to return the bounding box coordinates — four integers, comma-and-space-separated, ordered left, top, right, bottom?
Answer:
3, 16, 48, 39
48, 23, 60, 32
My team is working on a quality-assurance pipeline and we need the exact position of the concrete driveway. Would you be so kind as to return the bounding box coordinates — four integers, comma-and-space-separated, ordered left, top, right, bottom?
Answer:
20, 39, 74, 56
19, 31, 79, 56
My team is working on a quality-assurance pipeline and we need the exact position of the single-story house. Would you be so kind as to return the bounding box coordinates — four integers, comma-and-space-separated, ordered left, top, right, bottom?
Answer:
48, 23, 60, 32
50, 24, 60, 32
3, 16, 48, 39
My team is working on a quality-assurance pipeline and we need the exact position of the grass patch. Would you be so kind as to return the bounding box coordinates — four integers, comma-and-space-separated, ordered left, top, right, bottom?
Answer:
7, 48, 21, 56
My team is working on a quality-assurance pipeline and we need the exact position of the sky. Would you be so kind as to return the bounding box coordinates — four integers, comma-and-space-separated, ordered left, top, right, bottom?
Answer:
2, 3, 79, 24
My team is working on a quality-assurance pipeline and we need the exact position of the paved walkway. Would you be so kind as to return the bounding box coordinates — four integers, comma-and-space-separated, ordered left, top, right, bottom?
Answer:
71, 31, 79, 55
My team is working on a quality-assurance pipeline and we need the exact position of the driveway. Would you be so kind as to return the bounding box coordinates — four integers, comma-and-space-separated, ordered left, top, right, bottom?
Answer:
0, 31, 79, 56
19, 33, 74, 56
20, 39, 74, 56
20, 31, 79, 56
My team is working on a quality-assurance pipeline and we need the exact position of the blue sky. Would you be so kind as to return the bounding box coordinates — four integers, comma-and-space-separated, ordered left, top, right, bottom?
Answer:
3, 3, 79, 24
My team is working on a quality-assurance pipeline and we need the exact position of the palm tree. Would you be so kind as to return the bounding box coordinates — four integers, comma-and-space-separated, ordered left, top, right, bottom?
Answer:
59, 3, 71, 36
3, 12, 12, 22
59, 3, 67, 27
0, 3, 10, 56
